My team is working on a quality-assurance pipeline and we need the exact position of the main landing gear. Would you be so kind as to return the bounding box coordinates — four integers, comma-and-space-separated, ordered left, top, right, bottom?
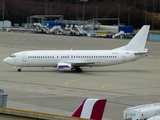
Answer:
75, 67, 82, 73
17, 68, 22, 72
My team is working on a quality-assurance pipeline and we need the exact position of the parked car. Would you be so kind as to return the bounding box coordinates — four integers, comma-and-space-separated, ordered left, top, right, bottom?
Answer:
124, 33, 136, 38
105, 34, 113, 38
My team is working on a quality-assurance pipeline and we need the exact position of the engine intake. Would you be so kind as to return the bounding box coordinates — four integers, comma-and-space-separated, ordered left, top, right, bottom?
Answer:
57, 63, 72, 71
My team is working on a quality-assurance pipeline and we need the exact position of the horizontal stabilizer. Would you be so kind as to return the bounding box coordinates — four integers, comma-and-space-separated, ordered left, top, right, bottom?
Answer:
134, 49, 148, 55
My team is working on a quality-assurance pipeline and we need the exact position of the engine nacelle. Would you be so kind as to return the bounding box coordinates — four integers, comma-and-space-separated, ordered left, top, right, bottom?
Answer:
57, 63, 72, 71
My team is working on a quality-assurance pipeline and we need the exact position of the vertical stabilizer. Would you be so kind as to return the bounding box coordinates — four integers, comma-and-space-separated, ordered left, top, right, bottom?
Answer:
71, 98, 107, 120
114, 25, 150, 51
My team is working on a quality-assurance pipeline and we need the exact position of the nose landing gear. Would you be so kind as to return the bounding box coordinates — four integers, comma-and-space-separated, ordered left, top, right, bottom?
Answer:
14, 66, 22, 72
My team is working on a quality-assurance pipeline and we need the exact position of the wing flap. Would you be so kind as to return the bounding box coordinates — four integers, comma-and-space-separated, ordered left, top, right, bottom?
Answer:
64, 61, 100, 66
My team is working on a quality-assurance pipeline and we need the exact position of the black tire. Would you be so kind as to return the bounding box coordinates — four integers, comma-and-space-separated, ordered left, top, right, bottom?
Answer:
18, 68, 21, 72
75, 67, 82, 73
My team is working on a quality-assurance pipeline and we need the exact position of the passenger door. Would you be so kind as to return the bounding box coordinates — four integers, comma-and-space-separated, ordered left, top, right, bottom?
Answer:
122, 52, 125, 61
22, 53, 27, 62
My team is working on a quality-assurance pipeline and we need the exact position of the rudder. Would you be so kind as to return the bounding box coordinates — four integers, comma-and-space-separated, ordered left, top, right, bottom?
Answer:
126, 25, 150, 51
71, 98, 107, 120
113, 25, 150, 51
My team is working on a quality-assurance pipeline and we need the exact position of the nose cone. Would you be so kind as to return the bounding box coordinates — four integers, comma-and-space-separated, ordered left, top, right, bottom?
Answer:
3, 57, 8, 63
3, 57, 12, 65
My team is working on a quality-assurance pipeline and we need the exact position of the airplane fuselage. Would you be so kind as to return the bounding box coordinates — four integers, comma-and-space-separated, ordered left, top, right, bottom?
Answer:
4, 50, 143, 67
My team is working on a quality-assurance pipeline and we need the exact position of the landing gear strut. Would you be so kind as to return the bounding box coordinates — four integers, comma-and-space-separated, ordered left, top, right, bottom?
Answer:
17, 68, 22, 72
75, 67, 82, 73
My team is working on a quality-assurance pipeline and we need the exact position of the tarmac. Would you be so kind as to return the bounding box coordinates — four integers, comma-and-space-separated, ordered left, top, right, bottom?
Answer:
0, 31, 160, 120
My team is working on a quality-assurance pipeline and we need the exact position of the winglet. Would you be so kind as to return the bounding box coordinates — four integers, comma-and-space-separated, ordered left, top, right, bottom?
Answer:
71, 98, 107, 120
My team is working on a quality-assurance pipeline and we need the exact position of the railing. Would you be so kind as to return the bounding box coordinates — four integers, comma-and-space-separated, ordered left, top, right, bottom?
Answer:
0, 107, 90, 120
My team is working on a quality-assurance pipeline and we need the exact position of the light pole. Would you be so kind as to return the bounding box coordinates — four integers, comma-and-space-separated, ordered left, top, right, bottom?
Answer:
128, 8, 130, 26
50, 5, 52, 21
152, 2, 154, 31
117, 3, 120, 26
45, 0, 48, 15
76, 1, 78, 21
50, 5, 52, 15
80, 0, 87, 36
95, 6, 98, 19
2, 0, 5, 28
144, 5, 147, 25
83, 1, 85, 35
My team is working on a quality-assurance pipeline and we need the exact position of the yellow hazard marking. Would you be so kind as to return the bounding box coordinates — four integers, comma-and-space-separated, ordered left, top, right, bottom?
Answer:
102, 80, 135, 89
65, 76, 108, 85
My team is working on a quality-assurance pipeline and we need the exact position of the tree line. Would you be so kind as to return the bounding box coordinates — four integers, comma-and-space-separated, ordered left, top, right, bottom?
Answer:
0, 0, 160, 29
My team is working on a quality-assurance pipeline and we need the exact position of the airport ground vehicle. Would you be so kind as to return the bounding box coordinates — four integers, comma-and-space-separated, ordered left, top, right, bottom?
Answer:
124, 102, 160, 120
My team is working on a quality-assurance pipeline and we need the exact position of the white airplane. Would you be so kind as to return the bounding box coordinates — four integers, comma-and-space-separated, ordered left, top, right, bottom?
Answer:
147, 116, 160, 120
3, 25, 150, 73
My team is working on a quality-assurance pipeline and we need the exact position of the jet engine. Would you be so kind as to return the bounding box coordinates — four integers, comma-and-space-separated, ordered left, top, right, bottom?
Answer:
57, 63, 72, 71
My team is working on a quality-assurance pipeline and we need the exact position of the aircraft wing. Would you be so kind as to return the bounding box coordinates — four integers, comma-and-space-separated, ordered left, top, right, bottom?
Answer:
65, 61, 100, 66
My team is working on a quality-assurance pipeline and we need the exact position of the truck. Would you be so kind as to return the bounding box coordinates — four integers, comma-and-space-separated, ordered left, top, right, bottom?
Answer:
124, 102, 160, 120
147, 115, 160, 120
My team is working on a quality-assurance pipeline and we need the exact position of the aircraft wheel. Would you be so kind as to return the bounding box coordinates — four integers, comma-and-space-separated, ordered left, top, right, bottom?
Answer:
71, 68, 75, 71
75, 67, 82, 73
17, 68, 22, 72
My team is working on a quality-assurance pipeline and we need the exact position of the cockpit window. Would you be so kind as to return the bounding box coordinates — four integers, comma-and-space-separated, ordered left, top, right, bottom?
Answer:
10, 54, 17, 58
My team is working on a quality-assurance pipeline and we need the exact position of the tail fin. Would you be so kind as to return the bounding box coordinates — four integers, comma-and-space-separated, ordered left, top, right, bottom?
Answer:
114, 25, 150, 51
71, 98, 107, 120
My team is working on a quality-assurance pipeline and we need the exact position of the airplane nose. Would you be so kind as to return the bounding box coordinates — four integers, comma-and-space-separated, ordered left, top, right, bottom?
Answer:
3, 57, 11, 64
3, 58, 7, 63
